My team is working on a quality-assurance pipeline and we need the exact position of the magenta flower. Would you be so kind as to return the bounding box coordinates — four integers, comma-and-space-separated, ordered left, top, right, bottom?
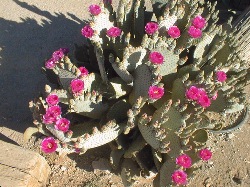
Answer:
176, 154, 192, 168
149, 51, 164, 64
188, 26, 202, 38
55, 118, 70, 132
42, 105, 62, 124
52, 49, 64, 61
46, 94, 59, 106
167, 26, 181, 38
89, 4, 101, 16
198, 148, 212, 161
148, 86, 164, 100
192, 15, 206, 29
186, 86, 199, 100
216, 71, 227, 82
45, 58, 56, 69
70, 79, 84, 95
197, 94, 211, 108
79, 66, 89, 77
145, 22, 158, 35
81, 25, 94, 38
107, 27, 122, 38
171, 170, 188, 185
41, 137, 58, 153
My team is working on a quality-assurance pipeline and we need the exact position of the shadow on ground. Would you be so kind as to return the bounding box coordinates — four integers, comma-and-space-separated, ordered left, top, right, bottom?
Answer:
0, 0, 87, 135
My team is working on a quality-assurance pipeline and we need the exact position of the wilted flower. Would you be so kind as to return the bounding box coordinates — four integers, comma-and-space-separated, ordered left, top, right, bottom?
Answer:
45, 58, 56, 69
149, 51, 164, 64
148, 86, 164, 100
41, 137, 58, 153
145, 22, 158, 35
52, 49, 64, 61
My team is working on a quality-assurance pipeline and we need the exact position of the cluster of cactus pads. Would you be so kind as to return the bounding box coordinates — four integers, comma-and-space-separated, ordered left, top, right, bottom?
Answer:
26, 0, 250, 186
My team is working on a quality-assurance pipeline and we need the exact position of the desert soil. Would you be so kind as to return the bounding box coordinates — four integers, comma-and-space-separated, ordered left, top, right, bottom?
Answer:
0, 0, 250, 187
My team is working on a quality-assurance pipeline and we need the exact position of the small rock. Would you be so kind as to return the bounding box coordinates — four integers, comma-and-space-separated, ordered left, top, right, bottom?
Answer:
61, 166, 67, 171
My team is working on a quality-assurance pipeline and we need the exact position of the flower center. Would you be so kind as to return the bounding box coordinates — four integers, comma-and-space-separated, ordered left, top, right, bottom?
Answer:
47, 143, 53, 149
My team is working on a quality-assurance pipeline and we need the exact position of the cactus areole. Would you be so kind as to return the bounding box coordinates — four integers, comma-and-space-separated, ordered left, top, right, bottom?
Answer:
26, 0, 249, 186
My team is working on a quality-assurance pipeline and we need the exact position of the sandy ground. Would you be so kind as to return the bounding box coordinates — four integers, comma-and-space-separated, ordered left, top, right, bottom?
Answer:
0, 0, 250, 187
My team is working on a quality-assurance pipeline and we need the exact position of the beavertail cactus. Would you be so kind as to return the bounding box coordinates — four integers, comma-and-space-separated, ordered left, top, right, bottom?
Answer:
26, 0, 250, 186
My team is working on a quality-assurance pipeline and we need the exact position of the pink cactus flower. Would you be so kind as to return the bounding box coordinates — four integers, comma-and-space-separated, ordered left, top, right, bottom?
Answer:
192, 15, 206, 29
52, 49, 64, 61
81, 25, 94, 38
216, 71, 227, 82
46, 94, 59, 106
41, 137, 58, 153
198, 148, 212, 161
43, 105, 62, 124
197, 94, 211, 108
188, 26, 202, 38
176, 154, 192, 168
79, 66, 89, 77
45, 58, 56, 69
149, 51, 164, 64
107, 27, 122, 38
211, 91, 218, 100
186, 86, 199, 100
89, 4, 101, 16
70, 79, 84, 95
145, 22, 158, 35
148, 86, 164, 100
167, 26, 181, 38
171, 170, 188, 185
55, 118, 70, 132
